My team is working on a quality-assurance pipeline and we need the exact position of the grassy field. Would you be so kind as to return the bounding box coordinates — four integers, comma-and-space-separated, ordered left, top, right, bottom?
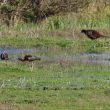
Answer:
0, 61, 109, 110
0, 7, 110, 109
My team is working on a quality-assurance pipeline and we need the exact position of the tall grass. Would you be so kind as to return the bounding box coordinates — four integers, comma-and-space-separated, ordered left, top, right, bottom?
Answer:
42, 12, 110, 30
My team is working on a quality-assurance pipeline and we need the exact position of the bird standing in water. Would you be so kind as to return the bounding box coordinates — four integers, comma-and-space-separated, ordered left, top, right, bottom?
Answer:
0, 51, 9, 60
81, 29, 107, 40
18, 55, 41, 62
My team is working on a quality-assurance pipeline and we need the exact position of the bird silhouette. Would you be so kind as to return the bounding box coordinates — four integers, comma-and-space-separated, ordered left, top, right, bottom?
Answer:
81, 29, 106, 40
0, 51, 9, 60
18, 55, 41, 62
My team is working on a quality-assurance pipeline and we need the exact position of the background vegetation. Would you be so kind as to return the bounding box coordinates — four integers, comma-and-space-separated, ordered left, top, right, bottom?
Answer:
0, 0, 90, 25
0, 0, 110, 27
0, 0, 110, 50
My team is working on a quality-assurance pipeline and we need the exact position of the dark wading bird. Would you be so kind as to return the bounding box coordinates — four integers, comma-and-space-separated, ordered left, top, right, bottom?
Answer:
81, 29, 107, 40
18, 55, 41, 62
0, 52, 9, 60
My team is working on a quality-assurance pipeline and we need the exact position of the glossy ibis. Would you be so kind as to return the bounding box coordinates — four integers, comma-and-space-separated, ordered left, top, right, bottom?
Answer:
18, 55, 41, 62
0, 52, 9, 60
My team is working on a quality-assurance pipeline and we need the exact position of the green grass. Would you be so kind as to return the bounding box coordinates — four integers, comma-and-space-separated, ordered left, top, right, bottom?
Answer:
0, 24, 110, 53
0, 61, 109, 109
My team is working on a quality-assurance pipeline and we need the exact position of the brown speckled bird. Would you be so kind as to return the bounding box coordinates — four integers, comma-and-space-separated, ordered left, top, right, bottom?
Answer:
0, 52, 9, 60
81, 29, 106, 40
18, 55, 41, 62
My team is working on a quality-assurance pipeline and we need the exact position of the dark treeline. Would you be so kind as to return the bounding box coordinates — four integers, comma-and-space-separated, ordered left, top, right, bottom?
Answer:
0, 0, 91, 26
0, 0, 109, 26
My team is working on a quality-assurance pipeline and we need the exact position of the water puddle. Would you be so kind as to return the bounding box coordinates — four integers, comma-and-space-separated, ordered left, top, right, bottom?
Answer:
0, 47, 46, 54
0, 47, 110, 66
63, 52, 110, 66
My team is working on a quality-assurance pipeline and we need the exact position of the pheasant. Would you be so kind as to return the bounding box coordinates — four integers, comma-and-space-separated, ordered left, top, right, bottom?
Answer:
81, 29, 106, 40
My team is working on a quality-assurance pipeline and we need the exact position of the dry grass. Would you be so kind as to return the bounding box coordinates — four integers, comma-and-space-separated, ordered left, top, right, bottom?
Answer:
0, 104, 14, 110
0, 104, 36, 110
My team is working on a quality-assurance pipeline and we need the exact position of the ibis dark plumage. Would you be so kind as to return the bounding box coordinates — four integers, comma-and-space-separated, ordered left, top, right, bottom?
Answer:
0, 52, 9, 60
18, 55, 41, 62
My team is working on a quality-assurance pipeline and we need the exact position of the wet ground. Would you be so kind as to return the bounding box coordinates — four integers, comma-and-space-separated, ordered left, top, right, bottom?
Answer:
0, 47, 110, 66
